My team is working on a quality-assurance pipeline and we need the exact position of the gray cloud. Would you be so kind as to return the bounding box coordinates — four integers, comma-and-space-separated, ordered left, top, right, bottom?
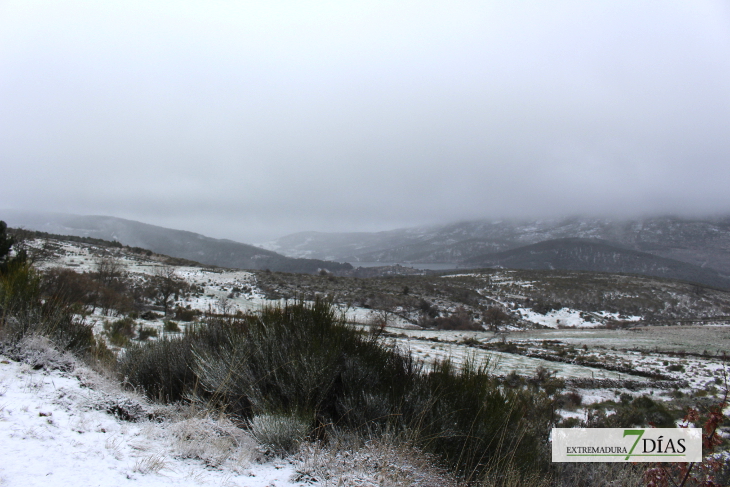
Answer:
2, 1, 730, 242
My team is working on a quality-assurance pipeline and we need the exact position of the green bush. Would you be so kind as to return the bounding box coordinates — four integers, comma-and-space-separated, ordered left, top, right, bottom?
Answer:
137, 326, 158, 341
163, 320, 181, 332
174, 306, 198, 322
587, 395, 675, 428
103, 317, 137, 346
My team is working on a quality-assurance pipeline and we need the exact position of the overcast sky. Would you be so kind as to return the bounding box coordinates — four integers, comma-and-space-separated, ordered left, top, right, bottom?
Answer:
2, 1, 730, 243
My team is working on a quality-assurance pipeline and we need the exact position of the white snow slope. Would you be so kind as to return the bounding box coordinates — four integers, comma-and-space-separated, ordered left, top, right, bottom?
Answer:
0, 348, 305, 487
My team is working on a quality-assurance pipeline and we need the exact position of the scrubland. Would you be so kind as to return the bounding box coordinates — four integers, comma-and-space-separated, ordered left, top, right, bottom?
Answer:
1, 231, 728, 485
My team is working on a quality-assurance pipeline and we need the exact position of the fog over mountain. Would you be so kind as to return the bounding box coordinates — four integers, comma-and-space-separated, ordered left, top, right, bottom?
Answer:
5, 209, 730, 288
1, 210, 351, 274
267, 216, 730, 266
266, 215, 730, 288
2, 2, 730, 243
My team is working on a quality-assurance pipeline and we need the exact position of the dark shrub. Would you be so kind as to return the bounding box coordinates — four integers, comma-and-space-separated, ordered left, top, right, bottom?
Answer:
120, 335, 198, 402
433, 306, 482, 331
121, 300, 552, 479
1, 262, 108, 363
137, 326, 158, 341
104, 317, 137, 346
588, 395, 675, 428
163, 320, 181, 332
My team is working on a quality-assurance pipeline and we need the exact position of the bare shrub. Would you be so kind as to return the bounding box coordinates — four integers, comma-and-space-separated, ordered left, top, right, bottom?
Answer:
132, 453, 167, 474
433, 306, 482, 331
555, 390, 583, 410
147, 265, 188, 316
483, 306, 511, 331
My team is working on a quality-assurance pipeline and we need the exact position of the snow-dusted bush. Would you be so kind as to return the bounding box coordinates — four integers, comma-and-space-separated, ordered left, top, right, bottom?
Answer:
249, 413, 310, 454
0, 263, 105, 362
11, 335, 77, 372
168, 415, 255, 467
294, 432, 459, 487
93, 393, 152, 422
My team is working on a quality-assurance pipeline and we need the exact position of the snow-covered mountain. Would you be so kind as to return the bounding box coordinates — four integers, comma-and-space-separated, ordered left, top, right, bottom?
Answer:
266, 216, 730, 275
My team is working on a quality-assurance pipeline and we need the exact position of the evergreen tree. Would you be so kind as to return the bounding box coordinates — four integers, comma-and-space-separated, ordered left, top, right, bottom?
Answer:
0, 221, 26, 275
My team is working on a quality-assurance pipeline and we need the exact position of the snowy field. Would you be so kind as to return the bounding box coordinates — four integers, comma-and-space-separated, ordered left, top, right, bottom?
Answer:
0, 351, 304, 487
0, 345, 458, 487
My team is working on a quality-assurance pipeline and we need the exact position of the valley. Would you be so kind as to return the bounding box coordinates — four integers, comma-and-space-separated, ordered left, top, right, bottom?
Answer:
21, 232, 730, 424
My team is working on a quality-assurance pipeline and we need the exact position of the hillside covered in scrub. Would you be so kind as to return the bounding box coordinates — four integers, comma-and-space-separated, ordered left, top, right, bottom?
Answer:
9, 226, 730, 330
0, 225, 549, 486
8, 211, 730, 291
2, 225, 729, 486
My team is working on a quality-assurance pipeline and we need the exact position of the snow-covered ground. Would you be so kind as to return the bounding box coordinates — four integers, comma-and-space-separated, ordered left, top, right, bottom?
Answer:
0, 341, 459, 487
517, 307, 641, 329
394, 336, 628, 379
0, 350, 305, 487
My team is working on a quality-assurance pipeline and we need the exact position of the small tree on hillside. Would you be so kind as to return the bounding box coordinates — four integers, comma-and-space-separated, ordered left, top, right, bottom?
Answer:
483, 306, 511, 332
95, 255, 124, 288
90, 255, 130, 315
148, 265, 187, 316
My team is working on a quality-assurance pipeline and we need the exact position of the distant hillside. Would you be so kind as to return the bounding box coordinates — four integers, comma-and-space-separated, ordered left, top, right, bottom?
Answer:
1, 210, 351, 274
463, 238, 730, 289
267, 216, 730, 274
263, 228, 432, 261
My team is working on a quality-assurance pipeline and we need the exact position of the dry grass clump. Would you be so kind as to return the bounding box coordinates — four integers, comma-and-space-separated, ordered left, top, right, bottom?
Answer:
294, 432, 459, 487
167, 414, 256, 468
132, 453, 167, 474
550, 462, 645, 487
249, 412, 310, 454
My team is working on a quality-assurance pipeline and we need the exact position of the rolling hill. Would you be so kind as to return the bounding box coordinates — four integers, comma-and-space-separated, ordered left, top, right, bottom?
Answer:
266, 216, 730, 276
1, 210, 351, 274
462, 238, 730, 289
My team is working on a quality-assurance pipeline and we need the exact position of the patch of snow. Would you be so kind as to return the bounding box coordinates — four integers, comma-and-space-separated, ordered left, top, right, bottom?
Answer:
0, 357, 308, 487
517, 307, 602, 329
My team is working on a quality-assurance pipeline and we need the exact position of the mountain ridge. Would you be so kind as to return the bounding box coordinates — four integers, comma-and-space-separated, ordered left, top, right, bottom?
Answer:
266, 216, 730, 273
1, 210, 351, 274
463, 237, 730, 289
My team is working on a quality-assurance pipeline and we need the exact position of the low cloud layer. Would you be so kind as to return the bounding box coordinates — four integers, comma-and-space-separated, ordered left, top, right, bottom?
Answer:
2, 1, 729, 242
